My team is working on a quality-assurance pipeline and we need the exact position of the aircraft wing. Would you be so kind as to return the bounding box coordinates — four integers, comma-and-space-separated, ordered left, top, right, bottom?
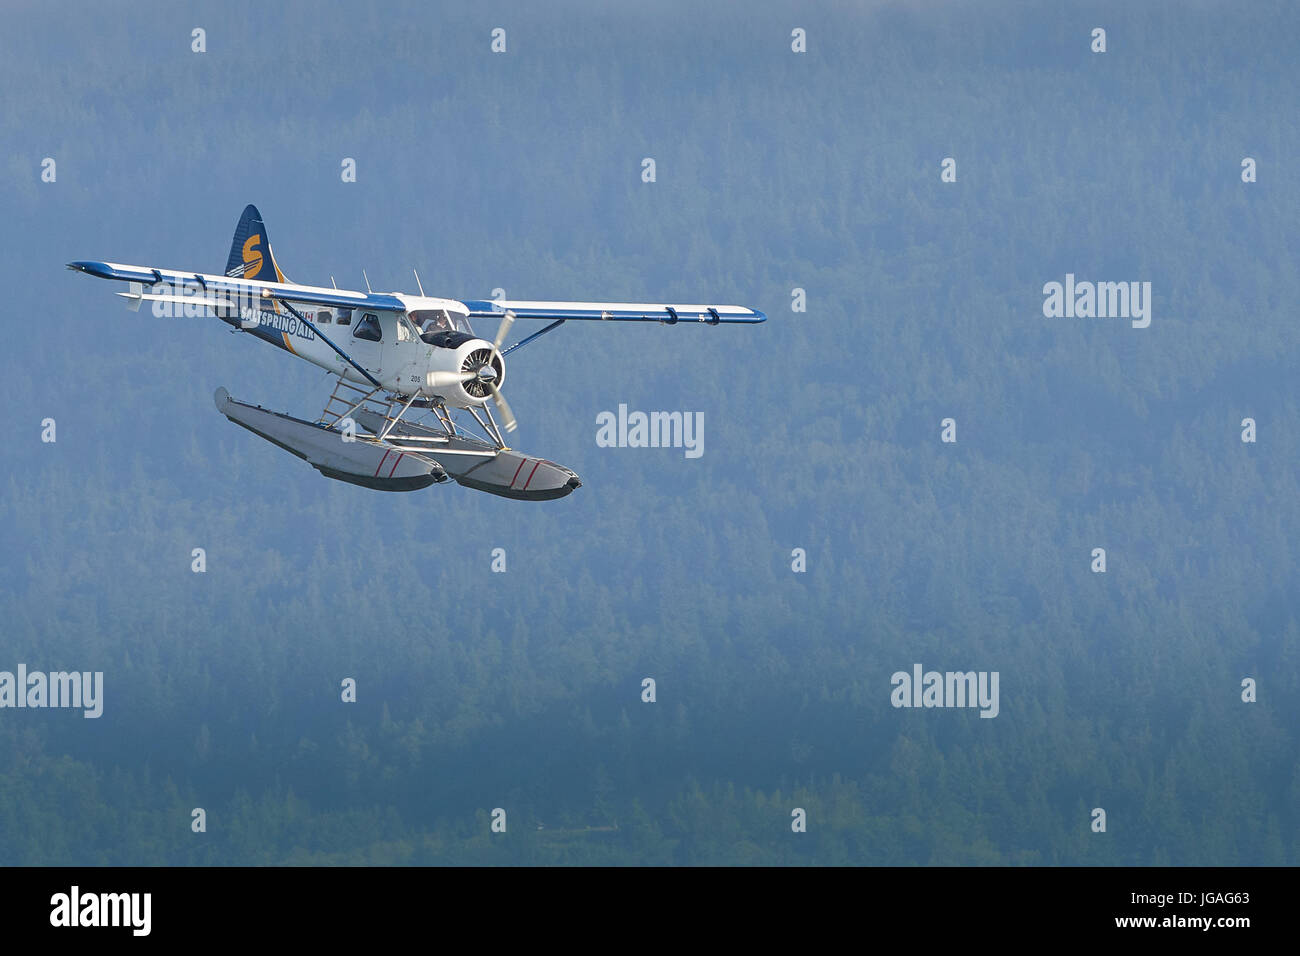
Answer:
459, 299, 766, 324
69, 263, 766, 325
67, 260, 406, 313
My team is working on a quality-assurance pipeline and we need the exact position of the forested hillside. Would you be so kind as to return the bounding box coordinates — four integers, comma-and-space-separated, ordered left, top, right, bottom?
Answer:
0, 0, 1296, 864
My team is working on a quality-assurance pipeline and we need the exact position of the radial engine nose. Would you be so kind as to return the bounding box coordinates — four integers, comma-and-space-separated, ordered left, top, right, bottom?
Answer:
460, 344, 505, 399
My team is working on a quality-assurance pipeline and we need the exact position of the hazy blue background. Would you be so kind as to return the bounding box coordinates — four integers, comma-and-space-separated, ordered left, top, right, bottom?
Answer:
1, 0, 1297, 864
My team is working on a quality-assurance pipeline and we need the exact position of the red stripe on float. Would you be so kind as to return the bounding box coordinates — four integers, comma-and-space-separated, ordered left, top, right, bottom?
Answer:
522, 460, 542, 490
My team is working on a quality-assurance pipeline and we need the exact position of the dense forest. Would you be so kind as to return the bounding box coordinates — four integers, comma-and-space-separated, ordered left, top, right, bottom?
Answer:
0, 0, 1297, 864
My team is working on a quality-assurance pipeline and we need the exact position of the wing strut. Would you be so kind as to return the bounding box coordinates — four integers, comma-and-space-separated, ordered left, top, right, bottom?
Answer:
502, 319, 566, 357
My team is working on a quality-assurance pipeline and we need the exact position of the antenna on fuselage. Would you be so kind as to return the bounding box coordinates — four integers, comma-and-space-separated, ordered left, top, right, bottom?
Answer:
331, 276, 337, 289
363, 269, 372, 293
413, 268, 426, 297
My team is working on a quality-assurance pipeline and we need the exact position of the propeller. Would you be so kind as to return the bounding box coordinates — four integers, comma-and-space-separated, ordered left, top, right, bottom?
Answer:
487, 382, 516, 433
486, 310, 517, 432
425, 310, 518, 434
493, 309, 515, 351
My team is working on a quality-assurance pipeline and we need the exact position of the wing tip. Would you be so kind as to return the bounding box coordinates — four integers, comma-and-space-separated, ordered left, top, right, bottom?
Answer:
68, 260, 124, 280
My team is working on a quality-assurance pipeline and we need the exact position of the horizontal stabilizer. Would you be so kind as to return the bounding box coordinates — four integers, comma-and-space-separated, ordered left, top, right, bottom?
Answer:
115, 290, 240, 312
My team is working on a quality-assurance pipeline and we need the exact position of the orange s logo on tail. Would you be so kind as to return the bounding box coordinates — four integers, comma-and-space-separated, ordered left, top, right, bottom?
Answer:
242, 235, 264, 277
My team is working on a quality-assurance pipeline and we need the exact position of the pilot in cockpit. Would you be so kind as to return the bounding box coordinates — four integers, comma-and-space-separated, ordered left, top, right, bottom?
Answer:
417, 311, 453, 335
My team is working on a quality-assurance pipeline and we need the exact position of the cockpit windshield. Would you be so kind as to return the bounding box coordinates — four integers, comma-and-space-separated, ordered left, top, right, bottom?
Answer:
410, 309, 473, 336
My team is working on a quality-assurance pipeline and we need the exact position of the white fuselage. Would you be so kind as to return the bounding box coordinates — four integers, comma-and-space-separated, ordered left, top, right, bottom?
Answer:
242, 293, 491, 406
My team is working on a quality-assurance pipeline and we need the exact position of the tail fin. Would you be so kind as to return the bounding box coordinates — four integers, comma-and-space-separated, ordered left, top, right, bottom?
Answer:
225, 204, 293, 284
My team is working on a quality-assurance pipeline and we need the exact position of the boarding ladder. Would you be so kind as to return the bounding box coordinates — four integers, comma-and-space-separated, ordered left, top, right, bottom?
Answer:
317, 376, 393, 431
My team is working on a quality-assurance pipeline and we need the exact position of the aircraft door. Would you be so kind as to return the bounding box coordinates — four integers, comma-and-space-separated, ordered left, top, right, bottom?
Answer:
390, 312, 427, 391
348, 310, 389, 380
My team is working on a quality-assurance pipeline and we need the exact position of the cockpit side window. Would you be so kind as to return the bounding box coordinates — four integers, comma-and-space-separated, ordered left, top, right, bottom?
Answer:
396, 314, 419, 342
353, 312, 382, 342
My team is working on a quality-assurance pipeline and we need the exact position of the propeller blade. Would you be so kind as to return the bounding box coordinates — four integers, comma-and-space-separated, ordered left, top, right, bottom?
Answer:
493, 310, 516, 351
487, 384, 517, 432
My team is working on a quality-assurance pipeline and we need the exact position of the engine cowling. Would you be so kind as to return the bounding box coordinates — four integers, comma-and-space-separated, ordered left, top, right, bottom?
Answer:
421, 330, 505, 407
